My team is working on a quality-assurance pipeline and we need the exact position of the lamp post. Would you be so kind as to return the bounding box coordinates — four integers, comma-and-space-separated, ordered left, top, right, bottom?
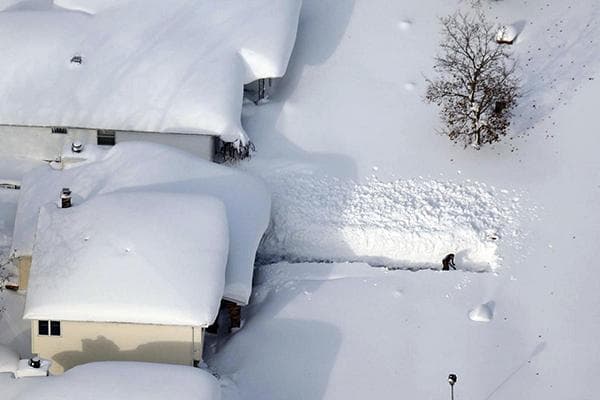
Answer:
448, 374, 457, 400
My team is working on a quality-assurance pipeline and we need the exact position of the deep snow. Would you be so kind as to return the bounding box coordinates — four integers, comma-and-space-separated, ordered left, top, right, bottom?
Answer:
12, 362, 221, 400
0, 0, 301, 145
209, 0, 600, 399
25, 192, 229, 327
1, 0, 599, 399
11, 142, 270, 305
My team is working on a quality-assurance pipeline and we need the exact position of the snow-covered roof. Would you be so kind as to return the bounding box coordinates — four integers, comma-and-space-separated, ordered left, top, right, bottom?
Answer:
0, 0, 301, 144
13, 361, 221, 400
12, 142, 270, 305
24, 191, 229, 326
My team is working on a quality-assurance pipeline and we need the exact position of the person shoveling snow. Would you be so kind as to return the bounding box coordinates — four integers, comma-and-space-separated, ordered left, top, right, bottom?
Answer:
442, 253, 456, 271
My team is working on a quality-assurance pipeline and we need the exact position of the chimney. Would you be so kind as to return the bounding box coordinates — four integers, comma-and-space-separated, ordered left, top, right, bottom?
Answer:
71, 141, 84, 153
61, 188, 72, 208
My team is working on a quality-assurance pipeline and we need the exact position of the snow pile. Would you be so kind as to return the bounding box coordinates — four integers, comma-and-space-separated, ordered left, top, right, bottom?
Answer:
496, 24, 518, 44
12, 142, 270, 305
24, 192, 228, 326
468, 301, 495, 322
0, 0, 301, 145
14, 362, 221, 400
257, 174, 523, 271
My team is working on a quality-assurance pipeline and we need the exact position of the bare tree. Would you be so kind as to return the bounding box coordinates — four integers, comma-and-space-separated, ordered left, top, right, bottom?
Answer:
426, 12, 519, 149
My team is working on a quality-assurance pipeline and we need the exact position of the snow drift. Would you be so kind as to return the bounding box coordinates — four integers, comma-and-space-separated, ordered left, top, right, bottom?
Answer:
0, 0, 302, 145
13, 362, 221, 400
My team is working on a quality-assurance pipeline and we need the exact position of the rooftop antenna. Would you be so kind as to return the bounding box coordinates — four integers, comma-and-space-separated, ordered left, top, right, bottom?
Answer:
448, 373, 457, 400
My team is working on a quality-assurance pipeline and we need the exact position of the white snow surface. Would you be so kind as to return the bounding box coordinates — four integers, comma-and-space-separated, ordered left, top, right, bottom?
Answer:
0, 0, 301, 144
257, 173, 526, 271
11, 142, 271, 305
24, 192, 229, 326
13, 362, 221, 400
208, 0, 600, 399
0, 344, 18, 373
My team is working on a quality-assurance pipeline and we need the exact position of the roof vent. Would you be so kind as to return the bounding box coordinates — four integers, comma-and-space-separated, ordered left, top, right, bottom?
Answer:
70, 55, 83, 64
61, 188, 72, 209
28, 357, 41, 369
51, 127, 68, 134
71, 141, 84, 153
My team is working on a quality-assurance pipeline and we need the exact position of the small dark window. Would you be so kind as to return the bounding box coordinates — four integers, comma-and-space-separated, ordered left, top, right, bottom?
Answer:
97, 130, 116, 146
51, 127, 68, 134
50, 321, 61, 336
38, 320, 49, 335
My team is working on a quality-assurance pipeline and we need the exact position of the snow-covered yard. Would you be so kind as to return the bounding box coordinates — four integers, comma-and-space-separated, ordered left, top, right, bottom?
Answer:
1, 0, 599, 399
208, 0, 600, 399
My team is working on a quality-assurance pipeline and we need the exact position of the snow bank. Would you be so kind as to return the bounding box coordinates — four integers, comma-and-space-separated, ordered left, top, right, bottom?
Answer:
12, 142, 270, 305
14, 362, 221, 400
0, 0, 301, 144
257, 174, 523, 271
24, 192, 229, 327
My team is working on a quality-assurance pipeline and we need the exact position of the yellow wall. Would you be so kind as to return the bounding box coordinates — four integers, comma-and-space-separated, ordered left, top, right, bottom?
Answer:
17, 256, 31, 291
31, 320, 204, 374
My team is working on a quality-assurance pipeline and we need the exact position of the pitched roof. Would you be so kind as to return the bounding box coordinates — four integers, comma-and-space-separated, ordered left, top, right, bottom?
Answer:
0, 0, 301, 144
24, 191, 229, 326
12, 141, 271, 305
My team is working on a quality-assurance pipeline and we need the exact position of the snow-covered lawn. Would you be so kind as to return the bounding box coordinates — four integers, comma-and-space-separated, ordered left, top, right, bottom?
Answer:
210, 262, 549, 399
209, 0, 600, 399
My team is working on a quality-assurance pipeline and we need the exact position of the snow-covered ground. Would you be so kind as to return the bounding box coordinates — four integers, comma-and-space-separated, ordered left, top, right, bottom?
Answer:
1, 0, 600, 399
207, 0, 600, 399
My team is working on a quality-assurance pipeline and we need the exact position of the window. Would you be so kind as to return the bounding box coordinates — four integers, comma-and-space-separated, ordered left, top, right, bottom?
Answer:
97, 130, 116, 146
38, 320, 48, 335
51, 127, 68, 134
50, 321, 61, 336
38, 320, 61, 336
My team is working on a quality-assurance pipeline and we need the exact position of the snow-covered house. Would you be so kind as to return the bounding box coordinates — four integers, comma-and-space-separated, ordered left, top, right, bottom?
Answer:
24, 192, 229, 374
14, 362, 222, 400
0, 0, 301, 161
10, 142, 270, 372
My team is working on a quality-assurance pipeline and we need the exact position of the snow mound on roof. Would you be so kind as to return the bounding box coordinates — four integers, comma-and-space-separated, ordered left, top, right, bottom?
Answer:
0, 0, 301, 144
24, 192, 229, 326
14, 362, 221, 400
257, 173, 523, 271
12, 142, 270, 305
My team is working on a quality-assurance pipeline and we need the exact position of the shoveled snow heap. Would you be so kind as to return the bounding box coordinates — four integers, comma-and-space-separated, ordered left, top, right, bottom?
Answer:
11, 142, 271, 305
25, 192, 229, 326
0, 0, 301, 145
14, 362, 221, 400
256, 172, 525, 271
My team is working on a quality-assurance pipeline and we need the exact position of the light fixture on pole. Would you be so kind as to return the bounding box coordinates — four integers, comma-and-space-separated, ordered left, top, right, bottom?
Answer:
448, 374, 457, 400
